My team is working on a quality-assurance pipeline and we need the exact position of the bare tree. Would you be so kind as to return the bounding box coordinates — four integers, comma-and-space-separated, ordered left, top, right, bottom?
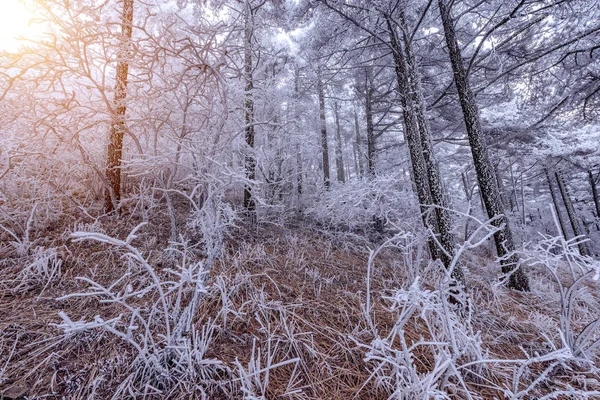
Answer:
353, 111, 365, 177
317, 65, 331, 188
294, 65, 304, 195
364, 68, 376, 178
333, 101, 345, 183
243, 1, 257, 212
105, 0, 135, 213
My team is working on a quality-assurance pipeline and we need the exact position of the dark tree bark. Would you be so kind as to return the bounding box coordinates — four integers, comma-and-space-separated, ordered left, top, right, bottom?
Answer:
344, 135, 352, 182
495, 165, 509, 211
243, 3, 256, 212
395, 12, 466, 290
353, 112, 364, 177
438, 0, 529, 291
364, 69, 376, 178
555, 171, 587, 255
352, 138, 359, 178
293, 65, 303, 195
509, 163, 520, 213
387, 16, 438, 260
296, 144, 303, 195
520, 172, 526, 225
317, 66, 331, 188
461, 171, 474, 241
545, 168, 569, 240
105, 0, 134, 213
333, 102, 345, 183
589, 170, 600, 221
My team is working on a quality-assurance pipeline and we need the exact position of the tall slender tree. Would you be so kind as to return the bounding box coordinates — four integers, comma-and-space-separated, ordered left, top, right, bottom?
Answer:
317, 65, 331, 188
438, 0, 529, 291
243, 1, 257, 212
386, 15, 440, 261
555, 170, 587, 256
589, 170, 600, 222
394, 11, 465, 287
364, 68, 376, 178
105, 0, 134, 213
333, 101, 345, 183
353, 111, 365, 177
545, 168, 569, 240
293, 65, 304, 195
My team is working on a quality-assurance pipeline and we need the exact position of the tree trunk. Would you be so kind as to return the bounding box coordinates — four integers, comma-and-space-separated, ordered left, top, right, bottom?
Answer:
333, 102, 345, 183
546, 168, 569, 239
509, 163, 519, 212
293, 65, 303, 195
495, 165, 509, 210
345, 136, 352, 182
352, 139, 359, 179
520, 172, 526, 225
354, 112, 364, 177
317, 66, 330, 188
105, 0, 134, 213
395, 12, 466, 290
555, 171, 587, 255
461, 171, 473, 241
243, 3, 256, 212
296, 144, 303, 195
438, 0, 529, 291
386, 17, 440, 263
364, 69, 376, 178
275, 127, 283, 203
589, 170, 600, 221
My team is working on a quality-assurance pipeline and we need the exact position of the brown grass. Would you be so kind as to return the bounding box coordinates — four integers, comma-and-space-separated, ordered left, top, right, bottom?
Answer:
1, 207, 599, 399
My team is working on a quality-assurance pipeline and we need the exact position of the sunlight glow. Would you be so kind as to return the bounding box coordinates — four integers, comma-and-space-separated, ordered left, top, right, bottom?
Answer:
0, 0, 39, 52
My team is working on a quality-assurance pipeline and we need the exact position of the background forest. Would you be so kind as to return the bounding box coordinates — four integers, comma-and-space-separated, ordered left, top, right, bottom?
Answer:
1, 0, 600, 398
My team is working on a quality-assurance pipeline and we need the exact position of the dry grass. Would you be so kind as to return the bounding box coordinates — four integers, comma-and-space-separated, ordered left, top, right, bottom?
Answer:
1, 204, 600, 399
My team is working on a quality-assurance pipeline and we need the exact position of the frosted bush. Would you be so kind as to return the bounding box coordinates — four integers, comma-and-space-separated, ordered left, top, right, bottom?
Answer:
53, 193, 236, 396
54, 224, 229, 396
356, 278, 485, 399
303, 173, 416, 232
520, 208, 600, 362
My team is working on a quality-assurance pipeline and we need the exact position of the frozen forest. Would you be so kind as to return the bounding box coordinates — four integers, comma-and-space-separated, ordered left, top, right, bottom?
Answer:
2, 0, 600, 398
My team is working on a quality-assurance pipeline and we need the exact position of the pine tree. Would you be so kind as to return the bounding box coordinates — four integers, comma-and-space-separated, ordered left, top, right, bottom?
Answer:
438, 0, 529, 291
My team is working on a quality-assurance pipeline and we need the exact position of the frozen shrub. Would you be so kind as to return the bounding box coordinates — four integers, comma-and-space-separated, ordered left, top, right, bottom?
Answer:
303, 174, 416, 232
356, 278, 485, 399
521, 207, 600, 362
54, 194, 237, 396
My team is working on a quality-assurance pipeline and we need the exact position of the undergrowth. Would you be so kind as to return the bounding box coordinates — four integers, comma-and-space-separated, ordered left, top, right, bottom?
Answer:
1, 197, 599, 399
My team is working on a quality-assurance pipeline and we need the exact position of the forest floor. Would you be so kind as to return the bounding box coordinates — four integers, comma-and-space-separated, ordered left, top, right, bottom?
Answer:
1, 206, 600, 399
